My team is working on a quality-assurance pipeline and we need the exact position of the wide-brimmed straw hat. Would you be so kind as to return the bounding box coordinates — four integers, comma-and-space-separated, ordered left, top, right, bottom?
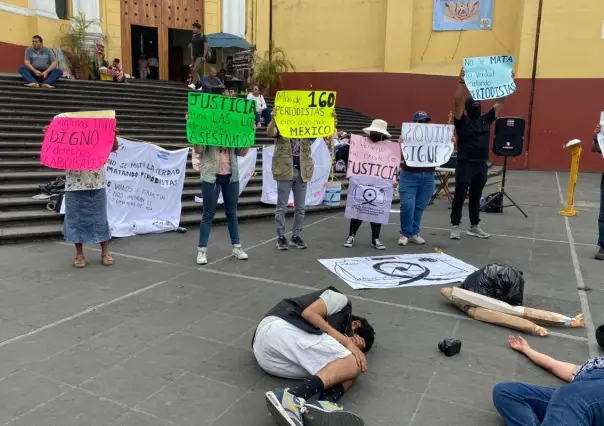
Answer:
362, 119, 391, 138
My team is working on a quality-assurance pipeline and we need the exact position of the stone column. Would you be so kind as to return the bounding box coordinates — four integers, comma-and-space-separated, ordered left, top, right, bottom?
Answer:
28, 0, 59, 20
71, 0, 104, 45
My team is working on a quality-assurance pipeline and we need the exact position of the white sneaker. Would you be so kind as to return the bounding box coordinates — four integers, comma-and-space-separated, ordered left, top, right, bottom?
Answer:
450, 226, 461, 240
187, 83, 196, 89
409, 235, 426, 245
343, 235, 355, 248
196, 247, 208, 265
232, 244, 249, 260
398, 235, 409, 246
467, 226, 490, 239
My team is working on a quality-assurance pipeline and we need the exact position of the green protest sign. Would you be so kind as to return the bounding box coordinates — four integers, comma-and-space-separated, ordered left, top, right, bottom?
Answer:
186, 92, 256, 147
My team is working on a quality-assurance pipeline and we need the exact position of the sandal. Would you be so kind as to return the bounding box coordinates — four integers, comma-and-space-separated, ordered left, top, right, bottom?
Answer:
101, 253, 114, 266
73, 255, 86, 268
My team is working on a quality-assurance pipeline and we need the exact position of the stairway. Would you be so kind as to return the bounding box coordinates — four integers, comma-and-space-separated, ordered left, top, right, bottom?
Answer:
0, 74, 500, 243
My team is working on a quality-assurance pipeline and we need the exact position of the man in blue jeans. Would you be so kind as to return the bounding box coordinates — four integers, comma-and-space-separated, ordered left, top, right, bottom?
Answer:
592, 124, 604, 260
493, 335, 604, 425
18, 35, 62, 88
398, 111, 437, 246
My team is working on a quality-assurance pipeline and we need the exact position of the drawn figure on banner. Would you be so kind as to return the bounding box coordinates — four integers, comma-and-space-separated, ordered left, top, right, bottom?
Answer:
433, 0, 494, 31
319, 253, 478, 290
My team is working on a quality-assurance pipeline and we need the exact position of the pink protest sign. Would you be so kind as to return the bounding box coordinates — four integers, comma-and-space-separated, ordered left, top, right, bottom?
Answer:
40, 117, 117, 170
346, 134, 401, 180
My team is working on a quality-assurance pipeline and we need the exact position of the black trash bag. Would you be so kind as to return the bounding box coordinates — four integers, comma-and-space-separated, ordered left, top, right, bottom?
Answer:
460, 263, 525, 306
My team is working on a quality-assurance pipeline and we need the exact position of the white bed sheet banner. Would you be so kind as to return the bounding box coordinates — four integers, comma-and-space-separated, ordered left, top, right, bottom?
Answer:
261, 139, 332, 206
194, 148, 257, 204
319, 253, 478, 290
60, 138, 188, 237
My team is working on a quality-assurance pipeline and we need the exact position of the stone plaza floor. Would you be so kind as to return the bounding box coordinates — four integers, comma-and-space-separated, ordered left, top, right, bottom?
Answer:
0, 170, 602, 426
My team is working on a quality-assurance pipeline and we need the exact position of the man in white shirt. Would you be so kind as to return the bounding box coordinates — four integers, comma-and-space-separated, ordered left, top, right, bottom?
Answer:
253, 287, 374, 426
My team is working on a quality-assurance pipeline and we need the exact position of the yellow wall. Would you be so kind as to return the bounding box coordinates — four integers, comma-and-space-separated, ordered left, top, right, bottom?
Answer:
246, 0, 604, 79
205, 0, 223, 34
100, 0, 122, 61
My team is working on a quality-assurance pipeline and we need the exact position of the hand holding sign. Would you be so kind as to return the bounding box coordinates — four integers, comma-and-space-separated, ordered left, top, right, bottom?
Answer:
463, 56, 516, 101
274, 90, 336, 138
40, 116, 117, 171
186, 92, 255, 148
597, 113, 604, 157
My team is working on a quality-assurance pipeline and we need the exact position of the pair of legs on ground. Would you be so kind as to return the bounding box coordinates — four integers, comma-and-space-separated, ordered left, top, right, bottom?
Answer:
345, 220, 383, 249
450, 160, 489, 239
399, 170, 434, 246
254, 319, 364, 426
596, 185, 604, 260
276, 169, 308, 249
197, 174, 247, 264
493, 369, 604, 425
18, 66, 62, 87
63, 189, 113, 268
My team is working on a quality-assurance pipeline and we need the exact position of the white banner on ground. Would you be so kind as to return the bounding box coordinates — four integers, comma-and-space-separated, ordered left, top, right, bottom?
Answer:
401, 123, 454, 167
261, 139, 331, 206
344, 176, 394, 225
319, 253, 477, 290
194, 148, 257, 204
105, 138, 188, 237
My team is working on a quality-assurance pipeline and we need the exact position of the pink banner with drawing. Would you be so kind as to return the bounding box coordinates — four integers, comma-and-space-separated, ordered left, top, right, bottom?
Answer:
40, 117, 117, 170
346, 134, 401, 180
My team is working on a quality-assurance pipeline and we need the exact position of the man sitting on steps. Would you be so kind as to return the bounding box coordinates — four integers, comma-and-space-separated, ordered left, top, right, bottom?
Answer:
18, 35, 63, 88
252, 287, 375, 426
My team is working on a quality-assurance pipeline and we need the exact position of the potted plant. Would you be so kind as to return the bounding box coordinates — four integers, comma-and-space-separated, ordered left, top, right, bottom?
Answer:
252, 42, 295, 93
60, 12, 102, 80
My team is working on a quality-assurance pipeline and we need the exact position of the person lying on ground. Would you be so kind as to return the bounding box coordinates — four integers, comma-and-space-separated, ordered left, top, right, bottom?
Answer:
592, 124, 603, 261
253, 287, 375, 426
493, 335, 604, 425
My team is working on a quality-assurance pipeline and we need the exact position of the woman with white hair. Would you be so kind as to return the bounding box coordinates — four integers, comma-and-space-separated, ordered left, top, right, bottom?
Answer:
344, 119, 397, 250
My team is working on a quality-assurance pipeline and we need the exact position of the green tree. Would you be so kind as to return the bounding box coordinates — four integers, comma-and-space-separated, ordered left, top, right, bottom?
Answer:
253, 42, 296, 92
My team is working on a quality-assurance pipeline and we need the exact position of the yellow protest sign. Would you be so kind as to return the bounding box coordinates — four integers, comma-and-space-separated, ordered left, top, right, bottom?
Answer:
274, 90, 337, 138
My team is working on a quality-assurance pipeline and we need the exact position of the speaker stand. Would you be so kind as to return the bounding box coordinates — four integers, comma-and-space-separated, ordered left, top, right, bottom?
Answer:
482, 157, 528, 218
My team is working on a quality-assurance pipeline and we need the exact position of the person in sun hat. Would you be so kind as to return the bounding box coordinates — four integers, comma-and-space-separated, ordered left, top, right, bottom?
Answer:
343, 118, 398, 250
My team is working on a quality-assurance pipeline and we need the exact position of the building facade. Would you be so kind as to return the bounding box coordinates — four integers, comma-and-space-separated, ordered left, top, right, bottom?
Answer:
248, 0, 604, 172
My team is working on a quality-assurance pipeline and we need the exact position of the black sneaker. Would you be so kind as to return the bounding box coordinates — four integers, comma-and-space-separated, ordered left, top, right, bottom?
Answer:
276, 237, 289, 250
290, 236, 307, 249
595, 248, 604, 261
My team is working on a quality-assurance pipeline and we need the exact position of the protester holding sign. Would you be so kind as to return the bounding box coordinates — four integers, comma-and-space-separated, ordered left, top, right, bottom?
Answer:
188, 102, 253, 265
267, 109, 318, 250
450, 67, 514, 240
398, 111, 453, 246
592, 123, 604, 261
42, 112, 118, 268
344, 119, 398, 250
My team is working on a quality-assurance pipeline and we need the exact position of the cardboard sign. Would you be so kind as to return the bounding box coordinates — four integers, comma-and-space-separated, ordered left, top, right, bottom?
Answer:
40, 115, 116, 171
274, 90, 336, 138
464, 55, 516, 101
344, 176, 394, 225
598, 112, 604, 158
186, 92, 256, 148
401, 123, 455, 167
346, 134, 401, 180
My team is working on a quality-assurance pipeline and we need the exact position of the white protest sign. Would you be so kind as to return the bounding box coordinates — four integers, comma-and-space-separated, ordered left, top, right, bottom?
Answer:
464, 55, 516, 101
344, 176, 394, 225
401, 123, 454, 167
261, 139, 331, 206
319, 253, 478, 290
194, 148, 257, 204
598, 112, 604, 158
105, 138, 188, 237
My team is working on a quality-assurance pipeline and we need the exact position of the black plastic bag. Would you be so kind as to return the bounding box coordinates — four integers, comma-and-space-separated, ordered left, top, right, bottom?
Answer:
460, 263, 525, 306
